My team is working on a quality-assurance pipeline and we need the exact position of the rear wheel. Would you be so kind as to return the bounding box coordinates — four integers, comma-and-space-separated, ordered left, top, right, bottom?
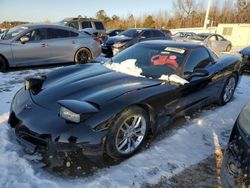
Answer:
0, 56, 8, 73
74, 48, 92, 64
218, 74, 237, 105
106, 106, 149, 160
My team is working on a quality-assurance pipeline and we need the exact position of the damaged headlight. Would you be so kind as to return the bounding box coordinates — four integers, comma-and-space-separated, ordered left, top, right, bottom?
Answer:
60, 106, 80, 123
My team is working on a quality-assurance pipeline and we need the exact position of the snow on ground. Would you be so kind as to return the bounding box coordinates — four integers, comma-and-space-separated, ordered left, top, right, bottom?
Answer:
0, 64, 250, 187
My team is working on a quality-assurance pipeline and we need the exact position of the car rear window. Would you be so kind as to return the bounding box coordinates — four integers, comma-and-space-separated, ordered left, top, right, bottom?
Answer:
47, 29, 70, 39
151, 30, 165, 37
94, 22, 104, 30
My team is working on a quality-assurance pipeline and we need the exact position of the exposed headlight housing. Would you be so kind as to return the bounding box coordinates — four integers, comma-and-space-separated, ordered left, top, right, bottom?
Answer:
60, 106, 81, 123
113, 42, 126, 48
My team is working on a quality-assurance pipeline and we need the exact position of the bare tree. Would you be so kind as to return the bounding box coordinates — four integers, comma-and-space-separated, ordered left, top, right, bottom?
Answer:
173, 0, 198, 16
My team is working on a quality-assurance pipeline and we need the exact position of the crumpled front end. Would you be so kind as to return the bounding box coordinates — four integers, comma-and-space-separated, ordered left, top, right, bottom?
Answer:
8, 88, 108, 172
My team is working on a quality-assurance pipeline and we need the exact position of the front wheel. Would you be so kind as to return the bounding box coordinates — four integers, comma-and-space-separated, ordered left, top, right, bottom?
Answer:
0, 56, 8, 73
218, 74, 237, 105
106, 106, 149, 160
74, 48, 92, 64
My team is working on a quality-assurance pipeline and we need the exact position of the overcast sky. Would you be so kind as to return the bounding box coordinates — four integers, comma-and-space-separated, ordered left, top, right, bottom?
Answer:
0, 0, 224, 23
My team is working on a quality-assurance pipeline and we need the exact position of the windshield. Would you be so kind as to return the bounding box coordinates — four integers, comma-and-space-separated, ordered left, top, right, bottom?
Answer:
1, 26, 29, 40
190, 34, 208, 41
105, 43, 188, 79
238, 102, 250, 136
119, 29, 143, 38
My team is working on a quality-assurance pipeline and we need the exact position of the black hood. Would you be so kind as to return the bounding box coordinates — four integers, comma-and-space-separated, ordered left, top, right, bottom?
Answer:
30, 64, 161, 109
105, 35, 133, 45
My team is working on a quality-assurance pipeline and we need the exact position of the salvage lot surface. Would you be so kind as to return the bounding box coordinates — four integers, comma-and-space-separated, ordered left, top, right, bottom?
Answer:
0, 58, 250, 187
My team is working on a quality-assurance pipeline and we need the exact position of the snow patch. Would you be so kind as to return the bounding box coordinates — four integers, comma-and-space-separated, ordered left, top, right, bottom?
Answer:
104, 59, 143, 77
0, 66, 250, 187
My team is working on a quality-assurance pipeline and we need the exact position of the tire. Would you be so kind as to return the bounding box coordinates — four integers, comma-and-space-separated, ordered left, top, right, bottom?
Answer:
221, 150, 235, 188
226, 45, 232, 52
0, 56, 8, 73
218, 74, 237, 105
106, 106, 149, 160
74, 48, 92, 64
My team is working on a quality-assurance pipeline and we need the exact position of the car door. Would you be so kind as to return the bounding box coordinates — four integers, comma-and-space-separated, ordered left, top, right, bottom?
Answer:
45, 28, 78, 64
11, 28, 49, 66
171, 47, 220, 114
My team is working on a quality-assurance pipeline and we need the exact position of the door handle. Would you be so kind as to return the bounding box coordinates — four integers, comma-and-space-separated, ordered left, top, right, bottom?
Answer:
41, 43, 48, 47
72, 40, 75, 44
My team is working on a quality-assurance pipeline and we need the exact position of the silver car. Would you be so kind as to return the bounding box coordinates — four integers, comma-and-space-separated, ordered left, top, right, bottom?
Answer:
187, 33, 232, 53
0, 24, 101, 72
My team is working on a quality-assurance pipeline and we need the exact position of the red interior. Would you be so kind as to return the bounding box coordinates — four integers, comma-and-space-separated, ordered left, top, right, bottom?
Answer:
151, 55, 179, 70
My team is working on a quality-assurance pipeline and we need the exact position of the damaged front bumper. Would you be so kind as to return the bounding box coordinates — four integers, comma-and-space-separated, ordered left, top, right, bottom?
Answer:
8, 88, 108, 173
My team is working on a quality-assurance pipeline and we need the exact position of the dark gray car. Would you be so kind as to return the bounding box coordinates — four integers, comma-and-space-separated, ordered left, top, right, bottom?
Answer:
0, 24, 101, 72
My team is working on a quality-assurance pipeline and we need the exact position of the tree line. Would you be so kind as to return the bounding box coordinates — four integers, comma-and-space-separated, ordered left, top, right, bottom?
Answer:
98, 0, 250, 29
0, 0, 249, 30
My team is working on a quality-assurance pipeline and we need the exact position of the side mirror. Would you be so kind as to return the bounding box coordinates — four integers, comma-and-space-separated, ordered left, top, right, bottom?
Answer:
191, 68, 209, 78
20, 36, 29, 44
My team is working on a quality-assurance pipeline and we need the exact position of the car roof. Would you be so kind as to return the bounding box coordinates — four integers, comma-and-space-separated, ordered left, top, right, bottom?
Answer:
18, 23, 79, 32
62, 17, 102, 22
140, 40, 204, 49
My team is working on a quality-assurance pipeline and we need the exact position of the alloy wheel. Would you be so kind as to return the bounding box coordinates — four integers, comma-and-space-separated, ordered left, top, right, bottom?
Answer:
223, 77, 236, 103
75, 48, 92, 64
115, 115, 147, 154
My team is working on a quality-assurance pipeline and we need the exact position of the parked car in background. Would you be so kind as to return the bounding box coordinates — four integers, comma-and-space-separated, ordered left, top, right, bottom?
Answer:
173, 32, 197, 40
102, 29, 124, 43
0, 24, 101, 72
9, 41, 241, 166
221, 102, 250, 187
160, 29, 173, 37
106, 29, 124, 37
240, 45, 250, 72
102, 28, 172, 57
187, 33, 232, 53
59, 17, 106, 42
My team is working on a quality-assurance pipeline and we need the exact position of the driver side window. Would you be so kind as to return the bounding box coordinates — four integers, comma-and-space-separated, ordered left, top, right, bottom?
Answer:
141, 31, 152, 38
21, 29, 46, 41
184, 47, 211, 74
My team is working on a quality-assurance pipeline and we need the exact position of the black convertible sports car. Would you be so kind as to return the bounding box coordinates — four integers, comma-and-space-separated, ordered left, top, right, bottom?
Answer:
9, 41, 241, 166
221, 102, 250, 187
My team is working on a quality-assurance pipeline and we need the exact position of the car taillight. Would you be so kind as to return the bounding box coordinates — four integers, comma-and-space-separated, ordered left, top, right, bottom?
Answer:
94, 37, 101, 43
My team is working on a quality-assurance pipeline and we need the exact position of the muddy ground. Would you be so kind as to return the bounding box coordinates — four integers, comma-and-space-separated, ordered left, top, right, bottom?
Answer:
144, 152, 225, 188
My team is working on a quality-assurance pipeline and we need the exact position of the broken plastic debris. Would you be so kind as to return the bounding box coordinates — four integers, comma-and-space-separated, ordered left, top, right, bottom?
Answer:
159, 74, 189, 85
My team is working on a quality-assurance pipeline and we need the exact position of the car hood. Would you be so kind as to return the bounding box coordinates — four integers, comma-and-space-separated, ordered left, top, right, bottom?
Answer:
30, 64, 161, 109
105, 35, 133, 45
241, 46, 250, 55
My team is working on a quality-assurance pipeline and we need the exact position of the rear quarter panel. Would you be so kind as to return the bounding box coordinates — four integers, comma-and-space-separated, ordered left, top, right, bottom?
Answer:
76, 36, 101, 58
